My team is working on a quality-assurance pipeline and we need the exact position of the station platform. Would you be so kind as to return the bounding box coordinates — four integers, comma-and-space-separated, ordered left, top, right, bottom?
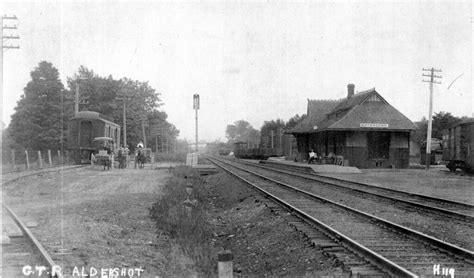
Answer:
192, 164, 218, 176
260, 159, 362, 174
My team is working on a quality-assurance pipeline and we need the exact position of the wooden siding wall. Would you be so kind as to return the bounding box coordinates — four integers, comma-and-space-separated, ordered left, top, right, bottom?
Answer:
296, 134, 309, 162
455, 126, 461, 160
389, 132, 410, 168
390, 132, 409, 148
461, 123, 474, 167
449, 128, 455, 160
467, 123, 474, 168
346, 131, 367, 147
326, 131, 345, 156
389, 148, 410, 168
296, 131, 411, 168
68, 121, 78, 148
345, 131, 368, 167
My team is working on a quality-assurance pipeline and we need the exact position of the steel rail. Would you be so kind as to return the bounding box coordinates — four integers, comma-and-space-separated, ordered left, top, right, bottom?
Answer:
208, 155, 474, 263
207, 155, 418, 277
2, 165, 86, 186
1, 165, 85, 278
3, 203, 64, 278
262, 160, 472, 208
239, 159, 474, 222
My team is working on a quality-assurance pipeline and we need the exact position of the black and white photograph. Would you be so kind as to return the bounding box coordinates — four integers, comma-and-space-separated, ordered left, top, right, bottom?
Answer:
1, 1, 473, 277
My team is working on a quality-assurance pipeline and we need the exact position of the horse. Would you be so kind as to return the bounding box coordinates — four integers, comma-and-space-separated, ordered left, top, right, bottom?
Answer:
135, 149, 147, 169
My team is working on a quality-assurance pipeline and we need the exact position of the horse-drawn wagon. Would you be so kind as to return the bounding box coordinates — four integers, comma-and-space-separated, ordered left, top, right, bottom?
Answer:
91, 137, 114, 170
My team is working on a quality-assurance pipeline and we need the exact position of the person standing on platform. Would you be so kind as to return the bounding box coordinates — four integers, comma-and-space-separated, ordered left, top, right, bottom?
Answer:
308, 149, 317, 164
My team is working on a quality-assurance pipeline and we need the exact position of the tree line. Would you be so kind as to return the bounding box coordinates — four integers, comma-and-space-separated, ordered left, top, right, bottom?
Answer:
224, 110, 467, 151
412, 111, 469, 148
224, 114, 306, 148
3, 61, 179, 156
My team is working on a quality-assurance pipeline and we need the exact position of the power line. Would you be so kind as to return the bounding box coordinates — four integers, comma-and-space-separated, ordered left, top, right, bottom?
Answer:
422, 67, 442, 170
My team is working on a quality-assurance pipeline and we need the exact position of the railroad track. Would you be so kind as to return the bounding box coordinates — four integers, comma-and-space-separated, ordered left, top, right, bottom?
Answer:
2, 165, 86, 186
1, 203, 63, 278
241, 159, 474, 222
228, 158, 474, 251
1, 166, 84, 278
206, 155, 474, 277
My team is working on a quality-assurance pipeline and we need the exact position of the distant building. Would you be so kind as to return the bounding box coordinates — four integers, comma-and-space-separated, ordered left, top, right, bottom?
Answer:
288, 84, 418, 168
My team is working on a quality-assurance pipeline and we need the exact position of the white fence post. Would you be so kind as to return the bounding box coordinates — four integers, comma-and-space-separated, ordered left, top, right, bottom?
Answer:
57, 150, 61, 165
11, 150, 16, 171
38, 151, 43, 169
218, 250, 233, 278
25, 150, 30, 170
48, 150, 52, 167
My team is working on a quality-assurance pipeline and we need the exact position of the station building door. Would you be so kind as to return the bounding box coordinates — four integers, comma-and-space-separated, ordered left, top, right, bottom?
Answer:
367, 131, 390, 162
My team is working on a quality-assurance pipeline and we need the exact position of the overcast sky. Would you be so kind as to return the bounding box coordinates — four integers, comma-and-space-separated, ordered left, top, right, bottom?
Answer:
2, 1, 473, 142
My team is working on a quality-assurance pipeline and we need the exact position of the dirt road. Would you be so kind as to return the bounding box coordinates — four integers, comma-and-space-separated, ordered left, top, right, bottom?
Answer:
2, 166, 195, 277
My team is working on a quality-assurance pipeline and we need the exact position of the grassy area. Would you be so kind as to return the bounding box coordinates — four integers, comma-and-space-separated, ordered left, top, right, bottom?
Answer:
149, 166, 216, 276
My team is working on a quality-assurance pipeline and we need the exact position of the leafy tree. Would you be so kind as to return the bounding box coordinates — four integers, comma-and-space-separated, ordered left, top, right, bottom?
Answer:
260, 119, 286, 148
67, 66, 174, 150
225, 120, 259, 145
285, 114, 306, 129
413, 111, 462, 146
7, 61, 67, 150
432, 112, 461, 138
146, 110, 179, 152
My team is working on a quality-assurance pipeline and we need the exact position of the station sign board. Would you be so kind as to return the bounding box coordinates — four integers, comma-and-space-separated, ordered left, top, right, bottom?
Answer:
360, 123, 389, 128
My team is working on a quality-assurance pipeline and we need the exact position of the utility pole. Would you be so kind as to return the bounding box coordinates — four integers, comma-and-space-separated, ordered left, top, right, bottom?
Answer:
1, 15, 20, 122
270, 130, 274, 149
74, 76, 88, 116
116, 93, 129, 148
141, 117, 147, 148
193, 94, 200, 153
122, 100, 126, 147
161, 128, 164, 152
75, 84, 80, 115
422, 67, 442, 170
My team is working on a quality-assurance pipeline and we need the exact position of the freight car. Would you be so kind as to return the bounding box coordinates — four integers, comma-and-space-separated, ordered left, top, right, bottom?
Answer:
68, 111, 121, 164
233, 142, 282, 160
443, 118, 474, 172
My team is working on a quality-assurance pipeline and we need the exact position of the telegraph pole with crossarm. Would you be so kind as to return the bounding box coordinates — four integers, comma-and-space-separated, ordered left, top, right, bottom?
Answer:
1, 15, 20, 121
422, 67, 442, 170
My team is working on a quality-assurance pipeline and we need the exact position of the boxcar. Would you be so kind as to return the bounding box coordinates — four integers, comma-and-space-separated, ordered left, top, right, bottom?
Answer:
443, 118, 474, 172
68, 111, 121, 164
233, 142, 281, 160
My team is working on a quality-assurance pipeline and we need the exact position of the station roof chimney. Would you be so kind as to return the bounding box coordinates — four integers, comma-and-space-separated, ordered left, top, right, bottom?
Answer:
347, 84, 355, 99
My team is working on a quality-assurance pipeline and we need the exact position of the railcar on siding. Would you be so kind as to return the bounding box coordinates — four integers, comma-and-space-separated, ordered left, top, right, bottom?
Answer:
233, 142, 281, 160
68, 111, 121, 164
443, 118, 474, 172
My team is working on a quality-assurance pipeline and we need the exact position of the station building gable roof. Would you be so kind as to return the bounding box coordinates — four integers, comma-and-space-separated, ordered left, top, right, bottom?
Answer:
289, 99, 341, 134
289, 88, 417, 134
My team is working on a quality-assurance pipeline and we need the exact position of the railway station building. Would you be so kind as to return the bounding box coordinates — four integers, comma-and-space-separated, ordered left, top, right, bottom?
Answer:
288, 84, 417, 168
